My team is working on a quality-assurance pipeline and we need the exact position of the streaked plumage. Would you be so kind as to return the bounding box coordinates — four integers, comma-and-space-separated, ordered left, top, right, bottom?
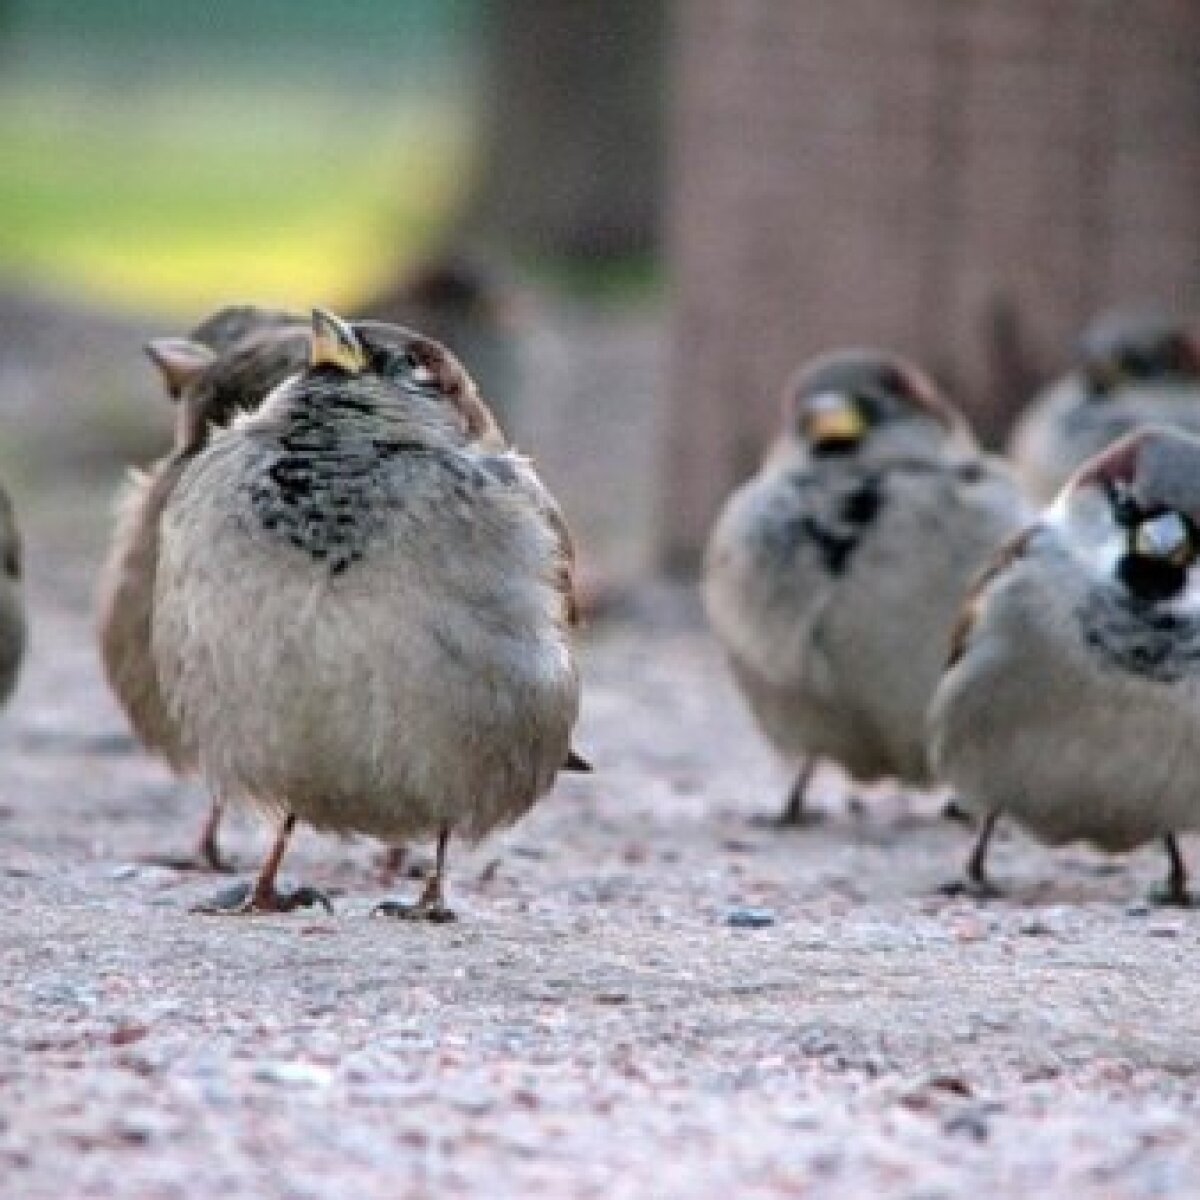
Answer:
152, 310, 582, 916
705, 350, 1027, 824
97, 308, 308, 869
931, 425, 1200, 903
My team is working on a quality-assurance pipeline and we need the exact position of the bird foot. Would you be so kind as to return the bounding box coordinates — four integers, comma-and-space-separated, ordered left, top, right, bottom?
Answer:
938, 875, 1004, 902
138, 846, 236, 874
192, 880, 333, 916
371, 889, 456, 923
1146, 882, 1197, 909
749, 806, 825, 831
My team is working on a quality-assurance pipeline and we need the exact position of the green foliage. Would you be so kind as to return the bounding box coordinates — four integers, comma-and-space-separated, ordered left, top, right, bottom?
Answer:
0, 3, 480, 311
0, 75, 473, 312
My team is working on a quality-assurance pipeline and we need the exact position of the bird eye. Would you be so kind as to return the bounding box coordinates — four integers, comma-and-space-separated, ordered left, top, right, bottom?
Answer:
1134, 511, 1195, 568
1120, 349, 1154, 379
405, 352, 439, 389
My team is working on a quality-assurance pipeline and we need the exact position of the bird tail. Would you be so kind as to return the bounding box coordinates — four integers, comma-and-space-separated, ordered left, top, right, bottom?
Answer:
564, 748, 593, 772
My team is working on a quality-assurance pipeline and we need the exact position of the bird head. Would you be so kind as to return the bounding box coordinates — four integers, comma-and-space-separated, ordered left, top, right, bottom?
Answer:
1079, 311, 1200, 398
307, 308, 504, 448
146, 318, 309, 454
781, 349, 970, 461
1057, 426, 1200, 606
187, 303, 303, 355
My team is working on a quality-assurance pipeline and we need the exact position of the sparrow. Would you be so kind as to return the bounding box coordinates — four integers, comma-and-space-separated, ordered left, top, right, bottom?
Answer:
354, 250, 525, 434
704, 349, 1028, 826
97, 309, 308, 871
0, 484, 26, 715
150, 309, 586, 918
1010, 311, 1200, 501
930, 425, 1200, 905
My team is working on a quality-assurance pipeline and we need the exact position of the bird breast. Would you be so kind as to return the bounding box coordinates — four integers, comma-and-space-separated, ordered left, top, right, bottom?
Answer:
150, 427, 577, 841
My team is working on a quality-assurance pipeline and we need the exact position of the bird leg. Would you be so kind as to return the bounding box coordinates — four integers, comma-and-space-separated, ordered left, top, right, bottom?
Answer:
139, 795, 235, 873
940, 808, 1004, 899
373, 827, 457, 922
1148, 834, 1195, 907
193, 813, 331, 915
752, 759, 822, 829
195, 797, 231, 871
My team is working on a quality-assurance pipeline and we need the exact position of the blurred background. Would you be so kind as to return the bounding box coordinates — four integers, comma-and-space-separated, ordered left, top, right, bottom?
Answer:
2, 0, 1199, 587
0, 0, 666, 601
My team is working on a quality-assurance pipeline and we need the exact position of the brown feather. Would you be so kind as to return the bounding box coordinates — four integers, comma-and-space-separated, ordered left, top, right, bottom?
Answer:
946, 525, 1037, 670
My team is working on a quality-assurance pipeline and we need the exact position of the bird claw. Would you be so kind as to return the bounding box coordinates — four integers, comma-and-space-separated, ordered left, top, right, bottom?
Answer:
371, 897, 457, 923
749, 806, 825, 831
1146, 882, 1197, 909
138, 848, 237, 874
938, 876, 1004, 902
192, 881, 333, 915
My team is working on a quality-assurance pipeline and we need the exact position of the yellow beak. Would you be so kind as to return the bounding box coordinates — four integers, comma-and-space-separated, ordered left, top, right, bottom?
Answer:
310, 308, 367, 374
802, 393, 866, 448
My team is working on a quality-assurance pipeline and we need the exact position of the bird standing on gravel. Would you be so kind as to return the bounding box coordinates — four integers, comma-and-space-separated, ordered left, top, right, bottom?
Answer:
151, 310, 584, 918
704, 350, 1027, 826
1010, 312, 1200, 501
930, 426, 1200, 905
97, 309, 308, 871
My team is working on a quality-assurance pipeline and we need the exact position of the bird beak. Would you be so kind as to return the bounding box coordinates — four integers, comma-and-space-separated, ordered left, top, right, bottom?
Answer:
310, 308, 367, 374
144, 338, 217, 399
1134, 511, 1194, 567
801, 392, 866, 449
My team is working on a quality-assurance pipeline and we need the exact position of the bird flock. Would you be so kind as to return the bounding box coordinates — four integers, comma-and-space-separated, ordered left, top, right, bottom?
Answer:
706, 313, 1200, 905
3, 303, 1200, 917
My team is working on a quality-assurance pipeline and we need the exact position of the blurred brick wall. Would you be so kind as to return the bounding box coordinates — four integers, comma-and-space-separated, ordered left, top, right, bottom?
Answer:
663, 0, 1200, 568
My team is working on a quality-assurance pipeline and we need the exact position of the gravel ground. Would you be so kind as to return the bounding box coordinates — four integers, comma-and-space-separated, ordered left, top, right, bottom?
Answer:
4, 503, 1200, 1200
4, 291, 1200, 1197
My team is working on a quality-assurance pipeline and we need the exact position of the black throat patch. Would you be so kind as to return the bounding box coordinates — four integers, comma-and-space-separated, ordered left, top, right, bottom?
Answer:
795, 474, 884, 575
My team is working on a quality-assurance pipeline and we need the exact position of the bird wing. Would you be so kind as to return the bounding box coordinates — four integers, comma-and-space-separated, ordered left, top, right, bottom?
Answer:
945, 525, 1037, 670
494, 453, 579, 628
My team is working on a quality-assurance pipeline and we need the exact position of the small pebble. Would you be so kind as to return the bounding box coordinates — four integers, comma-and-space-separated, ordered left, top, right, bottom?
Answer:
252, 1061, 333, 1088
1018, 919, 1053, 937
726, 906, 775, 929
943, 1110, 990, 1142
